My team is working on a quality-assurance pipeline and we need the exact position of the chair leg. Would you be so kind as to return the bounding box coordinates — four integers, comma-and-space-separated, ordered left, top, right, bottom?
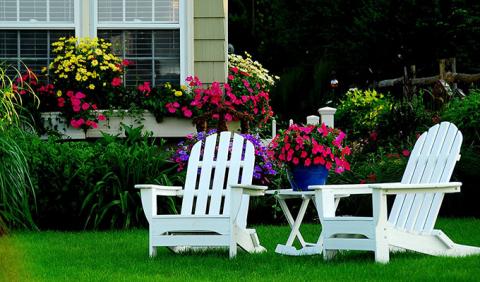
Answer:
229, 240, 237, 258
323, 249, 337, 260
149, 245, 157, 257
374, 241, 389, 263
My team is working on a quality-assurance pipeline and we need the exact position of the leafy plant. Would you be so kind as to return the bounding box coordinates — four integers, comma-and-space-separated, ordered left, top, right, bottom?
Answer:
20, 128, 181, 230
0, 64, 39, 231
442, 89, 480, 146
336, 88, 393, 140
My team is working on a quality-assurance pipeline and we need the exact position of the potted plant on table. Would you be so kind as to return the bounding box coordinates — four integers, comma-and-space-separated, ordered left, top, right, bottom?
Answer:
268, 123, 351, 191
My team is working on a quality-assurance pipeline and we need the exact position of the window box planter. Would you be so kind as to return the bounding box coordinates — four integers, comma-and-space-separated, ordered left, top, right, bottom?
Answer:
40, 110, 197, 139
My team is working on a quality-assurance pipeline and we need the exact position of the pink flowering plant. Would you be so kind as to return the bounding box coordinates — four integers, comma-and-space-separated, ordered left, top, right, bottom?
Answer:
227, 53, 279, 128
141, 82, 195, 121
269, 123, 351, 174
186, 76, 239, 122
171, 129, 277, 184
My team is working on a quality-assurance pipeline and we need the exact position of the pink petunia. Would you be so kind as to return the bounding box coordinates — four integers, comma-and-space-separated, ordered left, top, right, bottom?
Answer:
75, 92, 86, 99
111, 77, 122, 87
292, 157, 299, 165
82, 103, 90, 111
57, 97, 65, 108
402, 149, 411, 157
98, 114, 106, 121
181, 106, 192, 118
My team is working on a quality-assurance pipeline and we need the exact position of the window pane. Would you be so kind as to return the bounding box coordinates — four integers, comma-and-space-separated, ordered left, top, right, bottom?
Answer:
98, 0, 123, 22
98, 0, 178, 23
154, 30, 179, 59
0, 30, 73, 81
0, 31, 17, 58
155, 59, 179, 85
20, 31, 48, 58
0, 0, 17, 21
19, 0, 47, 22
126, 59, 153, 86
126, 0, 152, 22
49, 0, 74, 22
0, 0, 74, 23
98, 29, 180, 86
125, 30, 152, 58
155, 0, 178, 22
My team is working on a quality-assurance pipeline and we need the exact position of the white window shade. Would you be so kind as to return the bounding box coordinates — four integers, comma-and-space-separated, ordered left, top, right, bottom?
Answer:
98, 0, 179, 23
0, 0, 74, 23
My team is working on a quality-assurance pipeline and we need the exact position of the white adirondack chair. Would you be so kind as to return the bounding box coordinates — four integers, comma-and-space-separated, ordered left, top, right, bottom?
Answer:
135, 132, 268, 258
313, 122, 480, 263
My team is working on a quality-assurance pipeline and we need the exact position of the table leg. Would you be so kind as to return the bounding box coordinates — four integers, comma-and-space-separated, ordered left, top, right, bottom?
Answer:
285, 198, 309, 247
275, 197, 322, 256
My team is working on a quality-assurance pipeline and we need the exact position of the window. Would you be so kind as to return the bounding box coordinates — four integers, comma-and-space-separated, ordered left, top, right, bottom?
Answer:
0, 0, 76, 77
0, 0, 186, 86
96, 0, 182, 86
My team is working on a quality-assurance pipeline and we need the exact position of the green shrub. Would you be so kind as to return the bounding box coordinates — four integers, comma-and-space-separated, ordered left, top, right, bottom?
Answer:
19, 132, 181, 230
336, 88, 393, 139
442, 89, 480, 145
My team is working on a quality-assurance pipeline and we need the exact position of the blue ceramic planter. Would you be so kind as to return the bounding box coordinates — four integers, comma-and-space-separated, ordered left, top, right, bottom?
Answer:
289, 165, 329, 191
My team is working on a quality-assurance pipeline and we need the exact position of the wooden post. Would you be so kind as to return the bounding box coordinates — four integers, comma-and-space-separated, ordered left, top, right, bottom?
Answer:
318, 107, 337, 128
306, 115, 320, 125
271, 118, 276, 139
451, 58, 457, 90
411, 65, 417, 95
439, 59, 447, 80
403, 66, 409, 98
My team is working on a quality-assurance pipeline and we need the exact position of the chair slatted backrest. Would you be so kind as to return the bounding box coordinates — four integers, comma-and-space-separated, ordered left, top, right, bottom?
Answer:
388, 122, 462, 233
180, 132, 255, 216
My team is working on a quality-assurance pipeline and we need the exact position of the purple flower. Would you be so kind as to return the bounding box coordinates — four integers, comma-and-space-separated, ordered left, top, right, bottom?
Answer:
170, 131, 277, 183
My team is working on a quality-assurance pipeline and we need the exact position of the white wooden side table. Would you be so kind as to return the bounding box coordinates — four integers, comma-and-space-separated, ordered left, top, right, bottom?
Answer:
266, 189, 349, 256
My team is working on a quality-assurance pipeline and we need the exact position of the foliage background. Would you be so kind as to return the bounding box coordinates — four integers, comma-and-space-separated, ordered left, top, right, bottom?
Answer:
229, 0, 480, 119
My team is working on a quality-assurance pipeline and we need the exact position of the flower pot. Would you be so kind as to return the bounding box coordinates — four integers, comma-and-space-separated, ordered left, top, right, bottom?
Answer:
288, 164, 329, 191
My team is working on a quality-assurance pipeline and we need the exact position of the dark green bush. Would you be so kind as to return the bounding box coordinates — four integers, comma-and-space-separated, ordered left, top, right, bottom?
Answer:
442, 89, 480, 146
336, 88, 393, 140
18, 133, 181, 230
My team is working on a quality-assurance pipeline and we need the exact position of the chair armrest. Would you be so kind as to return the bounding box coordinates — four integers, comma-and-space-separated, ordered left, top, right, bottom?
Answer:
370, 182, 462, 195
135, 185, 182, 223
310, 183, 373, 195
135, 184, 183, 196
230, 184, 268, 196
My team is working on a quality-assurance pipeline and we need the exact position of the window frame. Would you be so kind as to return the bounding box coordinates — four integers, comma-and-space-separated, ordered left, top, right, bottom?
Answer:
92, 0, 190, 84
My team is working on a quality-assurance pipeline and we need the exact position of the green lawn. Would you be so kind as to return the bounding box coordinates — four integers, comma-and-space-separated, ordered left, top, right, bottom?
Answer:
1, 218, 480, 282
